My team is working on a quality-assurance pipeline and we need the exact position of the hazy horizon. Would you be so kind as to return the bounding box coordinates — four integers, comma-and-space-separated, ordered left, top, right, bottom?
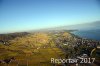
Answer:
0, 0, 100, 33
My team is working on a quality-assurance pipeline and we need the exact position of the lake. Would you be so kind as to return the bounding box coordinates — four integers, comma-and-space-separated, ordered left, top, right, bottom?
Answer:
71, 30, 100, 41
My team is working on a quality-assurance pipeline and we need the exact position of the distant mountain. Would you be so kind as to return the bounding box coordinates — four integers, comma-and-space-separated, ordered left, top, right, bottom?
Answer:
29, 21, 100, 32
54, 21, 100, 30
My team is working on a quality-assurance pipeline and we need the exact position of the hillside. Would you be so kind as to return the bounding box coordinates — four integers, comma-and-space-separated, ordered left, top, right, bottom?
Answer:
0, 32, 67, 66
0, 31, 99, 66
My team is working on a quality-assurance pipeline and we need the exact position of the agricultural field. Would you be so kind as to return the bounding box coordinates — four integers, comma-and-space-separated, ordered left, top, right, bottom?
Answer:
0, 32, 67, 66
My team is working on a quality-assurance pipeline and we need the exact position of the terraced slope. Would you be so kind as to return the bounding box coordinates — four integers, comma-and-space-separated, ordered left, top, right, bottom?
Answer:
0, 33, 66, 66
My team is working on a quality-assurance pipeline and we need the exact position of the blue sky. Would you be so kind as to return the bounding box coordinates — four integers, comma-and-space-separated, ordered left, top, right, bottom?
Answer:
0, 0, 100, 33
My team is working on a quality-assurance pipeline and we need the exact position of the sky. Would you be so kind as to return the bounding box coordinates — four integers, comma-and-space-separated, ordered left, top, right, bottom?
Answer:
0, 0, 100, 33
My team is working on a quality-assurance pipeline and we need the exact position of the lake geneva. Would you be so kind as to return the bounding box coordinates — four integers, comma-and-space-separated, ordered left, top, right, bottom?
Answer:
71, 30, 100, 41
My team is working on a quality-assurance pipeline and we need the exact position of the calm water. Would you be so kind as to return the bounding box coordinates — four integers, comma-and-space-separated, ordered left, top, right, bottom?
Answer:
71, 30, 100, 41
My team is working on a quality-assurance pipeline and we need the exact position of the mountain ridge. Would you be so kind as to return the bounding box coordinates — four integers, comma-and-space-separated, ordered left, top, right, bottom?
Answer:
50, 21, 100, 31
